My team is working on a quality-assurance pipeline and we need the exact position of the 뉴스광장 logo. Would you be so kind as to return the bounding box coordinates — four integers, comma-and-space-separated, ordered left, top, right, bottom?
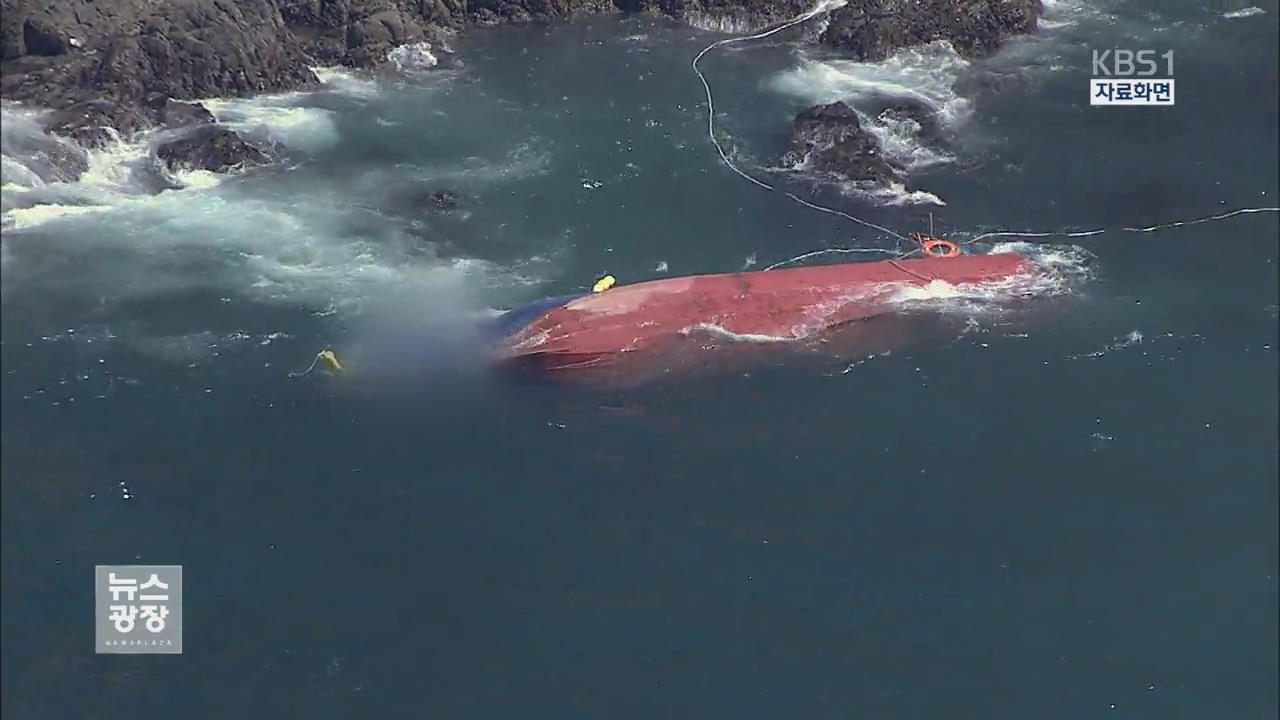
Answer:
1090, 49, 1175, 107
95, 565, 182, 654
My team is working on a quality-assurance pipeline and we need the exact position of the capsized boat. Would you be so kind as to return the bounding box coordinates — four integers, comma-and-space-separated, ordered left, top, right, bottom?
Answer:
487, 251, 1038, 372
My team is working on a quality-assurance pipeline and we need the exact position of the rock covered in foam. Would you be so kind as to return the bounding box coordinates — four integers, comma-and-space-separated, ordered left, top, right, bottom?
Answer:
155, 125, 271, 174
389, 186, 463, 214
872, 98, 946, 151
0, 107, 89, 183
1, 0, 1039, 187
145, 94, 216, 130
781, 101, 902, 185
43, 96, 214, 148
387, 42, 439, 74
44, 100, 151, 148
427, 190, 460, 210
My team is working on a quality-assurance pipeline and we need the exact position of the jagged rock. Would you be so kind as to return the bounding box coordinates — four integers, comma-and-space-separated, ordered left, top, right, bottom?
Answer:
23, 18, 68, 56
621, 0, 814, 31
45, 100, 150, 147
1, 0, 318, 108
144, 94, 215, 129
429, 190, 460, 209
42, 96, 212, 148
781, 101, 902, 185
155, 125, 271, 173
820, 0, 1040, 60
1, 0, 1041, 181
622, 0, 1039, 60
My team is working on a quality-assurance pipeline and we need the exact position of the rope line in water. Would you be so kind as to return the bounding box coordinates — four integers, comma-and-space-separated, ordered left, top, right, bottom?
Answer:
288, 349, 343, 378
692, 0, 910, 244
963, 206, 1280, 245
692, 3, 1279, 271
763, 205, 1280, 271
762, 246, 896, 271
1121, 206, 1279, 232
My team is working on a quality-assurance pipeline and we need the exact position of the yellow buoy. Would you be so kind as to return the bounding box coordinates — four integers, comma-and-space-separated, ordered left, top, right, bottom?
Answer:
593, 275, 616, 293
319, 349, 344, 372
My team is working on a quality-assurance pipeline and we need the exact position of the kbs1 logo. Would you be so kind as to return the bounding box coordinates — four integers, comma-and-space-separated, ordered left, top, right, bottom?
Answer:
1091, 49, 1175, 106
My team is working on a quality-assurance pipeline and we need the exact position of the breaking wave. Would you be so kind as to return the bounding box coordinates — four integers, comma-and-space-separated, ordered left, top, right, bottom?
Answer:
766, 41, 972, 205
199, 98, 339, 152
1223, 6, 1267, 18
0, 65, 556, 322
387, 43, 440, 74
311, 66, 384, 99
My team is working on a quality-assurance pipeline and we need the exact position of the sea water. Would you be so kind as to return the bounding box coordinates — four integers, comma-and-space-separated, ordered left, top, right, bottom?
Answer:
2, 1, 1277, 716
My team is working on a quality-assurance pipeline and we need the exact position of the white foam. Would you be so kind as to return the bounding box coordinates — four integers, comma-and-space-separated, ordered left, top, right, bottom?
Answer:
311, 66, 382, 99
989, 241, 1095, 278
2, 105, 92, 187
848, 181, 946, 207
200, 97, 338, 151
170, 168, 223, 190
78, 135, 150, 192
387, 43, 439, 75
1, 154, 45, 189
5, 202, 114, 229
768, 41, 970, 202
770, 42, 972, 128
1068, 330, 1144, 360
403, 140, 550, 185
1224, 7, 1266, 18
1037, 0, 1099, 29
1, 114, 155, 230
866, 112, 953, 171
687, 14, 761, 35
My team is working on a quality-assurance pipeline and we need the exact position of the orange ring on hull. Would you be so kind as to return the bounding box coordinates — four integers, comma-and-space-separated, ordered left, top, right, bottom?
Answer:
921, 238, 961, 258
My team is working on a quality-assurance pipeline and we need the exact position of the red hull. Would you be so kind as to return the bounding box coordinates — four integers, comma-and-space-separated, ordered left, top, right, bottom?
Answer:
502, 253, 1037, 371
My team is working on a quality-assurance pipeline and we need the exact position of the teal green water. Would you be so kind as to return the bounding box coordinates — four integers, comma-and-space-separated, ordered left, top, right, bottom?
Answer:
3, 2, 1277, 716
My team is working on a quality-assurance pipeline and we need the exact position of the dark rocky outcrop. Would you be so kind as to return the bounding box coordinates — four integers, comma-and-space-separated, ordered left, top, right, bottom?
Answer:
3, 0, 1042, 108
427, 189, 461, 210
44, 100, 151, 148
389, 186, 464, 214
42, 96, 215, 148
1, 0, 1040, 183
820, 0, 1040, 60
623, 0, 1040, 60
155, 125, 272, 174
2, 0, 317, 154
781, 101, 902, 185
621, 0, 817, 32
145, 94, 216, 130
22, 18, 70, 56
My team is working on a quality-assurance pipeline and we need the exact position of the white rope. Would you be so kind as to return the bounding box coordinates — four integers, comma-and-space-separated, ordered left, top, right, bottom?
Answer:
288, 351, 328, 378
762, 246, 898, 272
692, 2, 1279, 271
1121, 206, 1279, 232
692, 0, 910, 245
963, 207, 1279, 246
